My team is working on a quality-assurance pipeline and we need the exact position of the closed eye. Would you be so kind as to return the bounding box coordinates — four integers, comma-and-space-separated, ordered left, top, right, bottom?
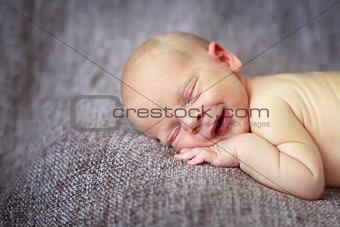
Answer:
184, 77, 198, 104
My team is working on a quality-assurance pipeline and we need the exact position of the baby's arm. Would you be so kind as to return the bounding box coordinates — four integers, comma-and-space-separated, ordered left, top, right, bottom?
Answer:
175, 98, 325, 200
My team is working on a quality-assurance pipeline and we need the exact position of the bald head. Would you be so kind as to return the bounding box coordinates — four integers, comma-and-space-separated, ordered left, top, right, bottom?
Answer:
121, 32, 209, 109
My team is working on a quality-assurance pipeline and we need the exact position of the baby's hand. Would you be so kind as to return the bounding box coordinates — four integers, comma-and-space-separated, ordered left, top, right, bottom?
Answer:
174, 139, 240, 167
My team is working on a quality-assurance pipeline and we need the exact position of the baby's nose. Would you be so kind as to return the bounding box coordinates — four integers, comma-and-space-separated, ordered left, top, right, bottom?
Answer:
181, 112, 202, 134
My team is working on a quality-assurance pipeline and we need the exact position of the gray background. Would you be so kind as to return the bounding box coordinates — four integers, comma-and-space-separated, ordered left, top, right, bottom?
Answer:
1, 0, 340, 225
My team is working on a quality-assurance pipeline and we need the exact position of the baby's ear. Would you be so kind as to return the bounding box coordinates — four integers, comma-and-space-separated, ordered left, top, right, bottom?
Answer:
207, 42, 242, 72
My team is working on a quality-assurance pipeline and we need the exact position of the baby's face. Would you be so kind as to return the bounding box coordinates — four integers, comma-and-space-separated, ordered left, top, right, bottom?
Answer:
127, 46, 249, 150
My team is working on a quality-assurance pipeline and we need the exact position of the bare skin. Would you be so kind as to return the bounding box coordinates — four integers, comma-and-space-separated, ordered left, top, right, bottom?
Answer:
121, 32, 340, 200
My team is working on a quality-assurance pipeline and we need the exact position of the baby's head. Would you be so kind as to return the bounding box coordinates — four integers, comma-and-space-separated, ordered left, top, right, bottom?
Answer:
121, 32, 249, 150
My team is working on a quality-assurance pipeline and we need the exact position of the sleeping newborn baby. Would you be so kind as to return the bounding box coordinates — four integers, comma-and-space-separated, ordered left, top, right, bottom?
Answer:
121, 32, 340, 200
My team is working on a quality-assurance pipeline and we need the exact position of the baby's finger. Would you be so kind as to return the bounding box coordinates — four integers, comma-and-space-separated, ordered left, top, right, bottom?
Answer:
174, 148, 200, 160
187, 149, 217, 165
180, 148, 190, 154
187, 152, 205, 165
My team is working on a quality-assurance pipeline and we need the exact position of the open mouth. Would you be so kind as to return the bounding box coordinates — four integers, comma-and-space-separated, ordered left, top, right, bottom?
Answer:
213, 109, 231, 136
215, 111, 224, 133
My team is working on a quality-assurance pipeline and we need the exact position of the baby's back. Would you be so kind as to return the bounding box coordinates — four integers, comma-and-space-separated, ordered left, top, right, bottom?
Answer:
249, 71, 340, 186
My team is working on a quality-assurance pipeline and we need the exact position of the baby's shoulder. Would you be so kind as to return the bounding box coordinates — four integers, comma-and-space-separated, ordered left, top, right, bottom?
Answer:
246, 73, 294, 105
248, 72, 303, 93
247, 71, 340, 105
246, 73, 305, 134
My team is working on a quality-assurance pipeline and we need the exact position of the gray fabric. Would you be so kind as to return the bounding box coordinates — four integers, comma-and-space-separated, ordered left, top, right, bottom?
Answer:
1, 0, 340, 226
1, 125, 340, 226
